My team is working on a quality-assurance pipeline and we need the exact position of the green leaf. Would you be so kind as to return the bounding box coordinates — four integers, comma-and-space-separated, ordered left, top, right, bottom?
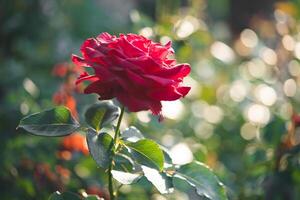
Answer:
86, 129, 113, 169
175, 161, 228, 200
111, 170, 142, 185
161, 147, 173, 168
121, 126, 144, 142
85, 101, 120, 131
84, 195, 102, 200
141, 166, 174, 194
263, 116, 286, 146
125, 139, 164, 171
48, 191, 81, 200
19, 106, 80, 137
112, 153, 143, 185
113, 153, 135, 172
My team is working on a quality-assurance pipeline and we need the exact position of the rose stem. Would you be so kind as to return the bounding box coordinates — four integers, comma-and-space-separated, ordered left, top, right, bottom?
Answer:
108, 106, 125, 200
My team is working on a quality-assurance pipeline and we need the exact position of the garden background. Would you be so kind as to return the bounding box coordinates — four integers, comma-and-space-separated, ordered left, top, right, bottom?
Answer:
1, 0, 300, 199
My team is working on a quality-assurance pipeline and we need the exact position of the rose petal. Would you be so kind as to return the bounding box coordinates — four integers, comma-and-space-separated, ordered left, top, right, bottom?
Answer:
116, 92, 162, 114
126, 56, 162, 73
147, 86, 188, 101
73, 33, 191, 116
143, 74, 174, 86
164, 59, 176, 66
84, 80, 115, 100
126, 69, 149, 86
96, 32, 115, 43
81, 47, 104, 60
176, 86, 191, 97
118, 36, 146, 57
80, 38, 99, 53
149, 43, 171, 60
156, 64, 191, 80
72, 55, 87, 66
76, 72, 99, 84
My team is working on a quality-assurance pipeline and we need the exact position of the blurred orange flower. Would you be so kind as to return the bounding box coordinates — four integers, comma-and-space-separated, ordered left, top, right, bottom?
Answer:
53, 90, 78, 118
86, 185, 109, 200
51, 62, 85, 118
61, 133, 89, 155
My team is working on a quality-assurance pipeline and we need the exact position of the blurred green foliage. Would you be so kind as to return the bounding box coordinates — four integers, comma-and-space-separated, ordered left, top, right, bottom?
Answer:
2, 0, 300, 199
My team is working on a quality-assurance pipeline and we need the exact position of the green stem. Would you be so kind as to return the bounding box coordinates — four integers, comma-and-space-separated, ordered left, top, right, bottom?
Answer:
113, 106, 125, 146
108, 169, 114, 200
108, 106, 125, 200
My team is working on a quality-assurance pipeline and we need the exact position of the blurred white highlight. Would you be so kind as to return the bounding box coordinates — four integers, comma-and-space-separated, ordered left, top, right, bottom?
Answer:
170, 143, 193, 165
246, 104, 270, 125
210, 41, 235, 63
161, 100, 184, 120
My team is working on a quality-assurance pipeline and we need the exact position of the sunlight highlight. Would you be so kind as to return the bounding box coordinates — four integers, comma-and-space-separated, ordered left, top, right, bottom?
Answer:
210, 41, 235, 63
23, 78, 39, 97
229, 80, 248, 102
139, 27, 153, 38
170, 143, 193, 165
288, 60, 300, 76
203, 105, 224, 124
246, 104, 270, 125
282, 35, 295, 51
240, 29, 258, 48
294, 42, 300, 59
283, 79, 297, 97
137, 111, 151, 123
161, 100, 184, 120
260, 47, 277, 65
175, 16, 202, 39
246, 59, 267, 79
194, 122, 214, 139
240, 123, 258, 140
254, 84, 277, 106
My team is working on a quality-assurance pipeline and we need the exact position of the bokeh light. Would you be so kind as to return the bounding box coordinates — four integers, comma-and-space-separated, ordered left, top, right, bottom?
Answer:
210, 41, 235, 63
240, 123, 259, 140
240, 29, 258, 48
161, 100, 185, 120
245, 104, 271, 125
283, 78, 297, 97
254, 84, 277, 106
170, 143, 193, 165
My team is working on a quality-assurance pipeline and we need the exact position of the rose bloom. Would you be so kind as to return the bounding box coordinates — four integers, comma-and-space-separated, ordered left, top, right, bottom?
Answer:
72, 33, 190, 115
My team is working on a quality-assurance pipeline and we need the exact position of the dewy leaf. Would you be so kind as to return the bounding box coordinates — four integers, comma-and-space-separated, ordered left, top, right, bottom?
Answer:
141, 165, 174, 194
125, 139, 164, 171
86, 129, 113, 169
175, 161, 228, 200
111, 170, 142, 185
121, 126, 144, 142
19, 106, 80, 137
85, 101, 120, 131
48, 191, 82, 200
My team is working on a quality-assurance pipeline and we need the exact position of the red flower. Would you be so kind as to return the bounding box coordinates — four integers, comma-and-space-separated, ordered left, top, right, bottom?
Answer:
72, 33, 191, 115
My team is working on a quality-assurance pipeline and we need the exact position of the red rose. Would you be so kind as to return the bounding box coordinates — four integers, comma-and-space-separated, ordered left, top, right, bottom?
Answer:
72, 32, 190, 115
